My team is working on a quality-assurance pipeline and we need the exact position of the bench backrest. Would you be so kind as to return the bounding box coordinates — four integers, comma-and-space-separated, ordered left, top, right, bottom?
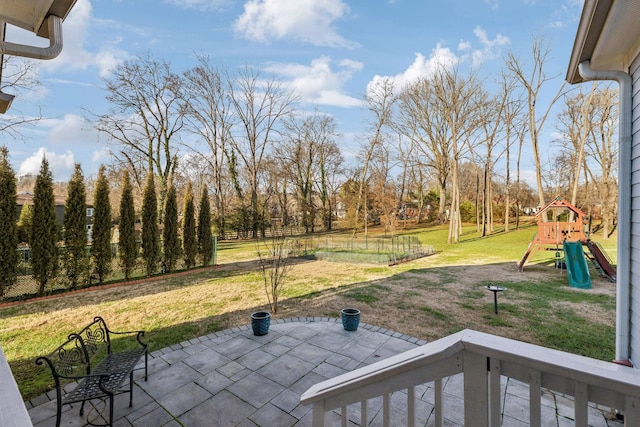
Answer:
35, 334, 89, 393
75, 316, 112, 368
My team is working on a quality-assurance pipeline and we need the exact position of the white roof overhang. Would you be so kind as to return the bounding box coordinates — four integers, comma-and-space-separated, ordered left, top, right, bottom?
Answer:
567, 0, 640, 84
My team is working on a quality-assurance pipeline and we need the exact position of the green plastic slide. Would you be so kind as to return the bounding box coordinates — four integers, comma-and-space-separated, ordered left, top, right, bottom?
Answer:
563, 241, 591, 289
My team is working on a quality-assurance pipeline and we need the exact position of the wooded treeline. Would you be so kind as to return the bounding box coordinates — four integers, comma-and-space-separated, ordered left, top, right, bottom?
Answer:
6, 37, 620, 257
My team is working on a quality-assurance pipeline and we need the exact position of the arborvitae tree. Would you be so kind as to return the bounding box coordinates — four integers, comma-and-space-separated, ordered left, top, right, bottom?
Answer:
119, 171, 137, 280
92, 165, 112, 283
182, 181, 197, 269
141, 174, 159, 276
31, 157, 58, 296
197, 185, 213, 267
0, 147, 18, 297
17, 203, 33, 243
162, 184, 180, 272
63, 164, 89, 289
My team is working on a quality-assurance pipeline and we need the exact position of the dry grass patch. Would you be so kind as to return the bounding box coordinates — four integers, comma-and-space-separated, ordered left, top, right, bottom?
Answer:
0, 227, 617, 401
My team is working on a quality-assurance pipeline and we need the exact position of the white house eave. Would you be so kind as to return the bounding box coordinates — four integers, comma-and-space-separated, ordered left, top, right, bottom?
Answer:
567, 0, 640, 84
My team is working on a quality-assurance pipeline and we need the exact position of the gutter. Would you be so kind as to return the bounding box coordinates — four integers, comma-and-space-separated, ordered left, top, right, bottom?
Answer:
578, 60, 632, 364
0, 15, 63, 60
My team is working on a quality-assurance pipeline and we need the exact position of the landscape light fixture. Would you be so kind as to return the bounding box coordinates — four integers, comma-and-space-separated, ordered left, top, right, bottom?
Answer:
0, 0, 78, 113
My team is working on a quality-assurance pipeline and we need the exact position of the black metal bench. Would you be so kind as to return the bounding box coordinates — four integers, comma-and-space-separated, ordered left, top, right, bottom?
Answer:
36, 316, 148, 427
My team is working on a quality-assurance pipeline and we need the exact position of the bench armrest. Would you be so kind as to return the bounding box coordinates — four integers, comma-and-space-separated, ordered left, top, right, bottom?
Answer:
108, 329, 147, 349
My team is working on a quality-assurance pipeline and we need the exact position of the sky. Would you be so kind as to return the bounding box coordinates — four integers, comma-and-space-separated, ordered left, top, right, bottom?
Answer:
0, 0, 585, 185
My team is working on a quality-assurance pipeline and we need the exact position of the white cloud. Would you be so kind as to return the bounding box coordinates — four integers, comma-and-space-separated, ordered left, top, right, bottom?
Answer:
367, 46, 459, 97
164, 0, 229, 11
40, 0, 128, 77
265, 56, 363, 107
468, 27, 510, 68
92, 148, 111, 163
48, 114, 98, 145
234, 0, 356, 48
18, 147, 75, 179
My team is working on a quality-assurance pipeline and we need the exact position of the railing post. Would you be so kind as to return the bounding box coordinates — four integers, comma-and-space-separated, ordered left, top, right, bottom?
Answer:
312, 401, 326, 427
434, 378, 443, 427
626, 395, 640, 427
488, 358, 501, 427
464, 351, 489, 427
529, 369, 541, 427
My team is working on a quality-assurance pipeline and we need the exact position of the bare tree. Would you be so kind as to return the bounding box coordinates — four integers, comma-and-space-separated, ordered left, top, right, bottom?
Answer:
96, 54, 184, 214
432, 67, 482, 243
556, 84, 598, 217
585, 85, 618, 238
182, 56, 233, 237
279, 113, 342, 233
256, 233, 293, 314
397, 78, 451, 221
505, 36, 568, 209
358, 77, 396, 236
227, 66, 296, 237
0, 55, 41, 136
500, 72, 525, 232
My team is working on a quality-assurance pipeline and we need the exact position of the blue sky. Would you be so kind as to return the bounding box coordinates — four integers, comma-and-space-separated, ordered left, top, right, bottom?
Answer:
2, 0, 584, 184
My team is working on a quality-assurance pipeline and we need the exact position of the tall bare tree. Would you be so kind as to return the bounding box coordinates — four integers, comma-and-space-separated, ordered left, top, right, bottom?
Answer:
500, 72, 525, 232
397, 77, 451, 221
431, 67, 482, 243
586, 85, 618, 238
279, 113, 342, 233
182, 56, 232, 237
226, 66, 296, 237
505, 37, 568, 209
557, 84, 598, 217
96, 54, 184, 214
358, 77, 396, 236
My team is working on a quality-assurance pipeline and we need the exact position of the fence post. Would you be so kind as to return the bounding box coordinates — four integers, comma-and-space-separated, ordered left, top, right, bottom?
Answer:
212, 235, 217, 265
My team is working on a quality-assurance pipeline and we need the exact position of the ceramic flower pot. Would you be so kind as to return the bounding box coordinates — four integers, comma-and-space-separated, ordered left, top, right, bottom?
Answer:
341, 308, 360, 331
251, 311, 271, 336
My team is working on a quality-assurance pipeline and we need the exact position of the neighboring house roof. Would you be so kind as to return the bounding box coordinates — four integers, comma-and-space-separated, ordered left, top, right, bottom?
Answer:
567, 0, 640, 83
16, 192, 66, 207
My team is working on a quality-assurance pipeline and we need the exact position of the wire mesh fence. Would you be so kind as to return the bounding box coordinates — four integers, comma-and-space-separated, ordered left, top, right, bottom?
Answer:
288, 235, 433, 265
4, 236, 217, 303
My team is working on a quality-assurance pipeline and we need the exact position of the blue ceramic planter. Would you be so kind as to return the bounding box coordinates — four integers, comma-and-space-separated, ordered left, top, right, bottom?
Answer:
341, 308, 360, 331
251, 311, 271, 336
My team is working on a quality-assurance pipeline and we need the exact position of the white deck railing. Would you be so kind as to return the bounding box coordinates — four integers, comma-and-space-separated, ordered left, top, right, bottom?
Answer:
301, 329, 640, 427
0, 344, 32, 427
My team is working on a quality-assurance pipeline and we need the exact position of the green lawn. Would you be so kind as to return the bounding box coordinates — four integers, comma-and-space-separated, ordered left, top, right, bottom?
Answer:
0, 220, 617, 401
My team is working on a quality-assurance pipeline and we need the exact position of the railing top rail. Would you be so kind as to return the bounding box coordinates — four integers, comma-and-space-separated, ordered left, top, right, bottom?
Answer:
461, 330, 640, 395
300, 331, 466, 405
301, 329, 640, 407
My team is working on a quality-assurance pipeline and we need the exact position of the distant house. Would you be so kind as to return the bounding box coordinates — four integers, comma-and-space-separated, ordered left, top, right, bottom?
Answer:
16, 191, 95, 239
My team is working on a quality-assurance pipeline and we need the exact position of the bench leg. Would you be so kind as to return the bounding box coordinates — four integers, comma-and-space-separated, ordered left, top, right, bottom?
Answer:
144, 352, 148, 381
109, 394, 114, 427
55, 399, 62, 427
80, 400, 86, 416
129, 371, 134, 407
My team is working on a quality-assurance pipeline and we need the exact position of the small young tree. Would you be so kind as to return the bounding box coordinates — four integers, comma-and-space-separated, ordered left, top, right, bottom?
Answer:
197, 185, 213, 266
256, 232, 293, 314
63, 164, 89, 289
119, 170, 137, 280
92, 165, 112, 283
0, 147, 18, 297
162, 184, 180, 272
31, 157, 58, 296
17, 202, 33, 243
182, 181, 197, 269
141, 174, 159, 276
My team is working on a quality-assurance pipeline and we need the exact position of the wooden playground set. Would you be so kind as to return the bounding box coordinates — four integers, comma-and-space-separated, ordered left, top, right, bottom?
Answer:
517, 197, 616, 288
